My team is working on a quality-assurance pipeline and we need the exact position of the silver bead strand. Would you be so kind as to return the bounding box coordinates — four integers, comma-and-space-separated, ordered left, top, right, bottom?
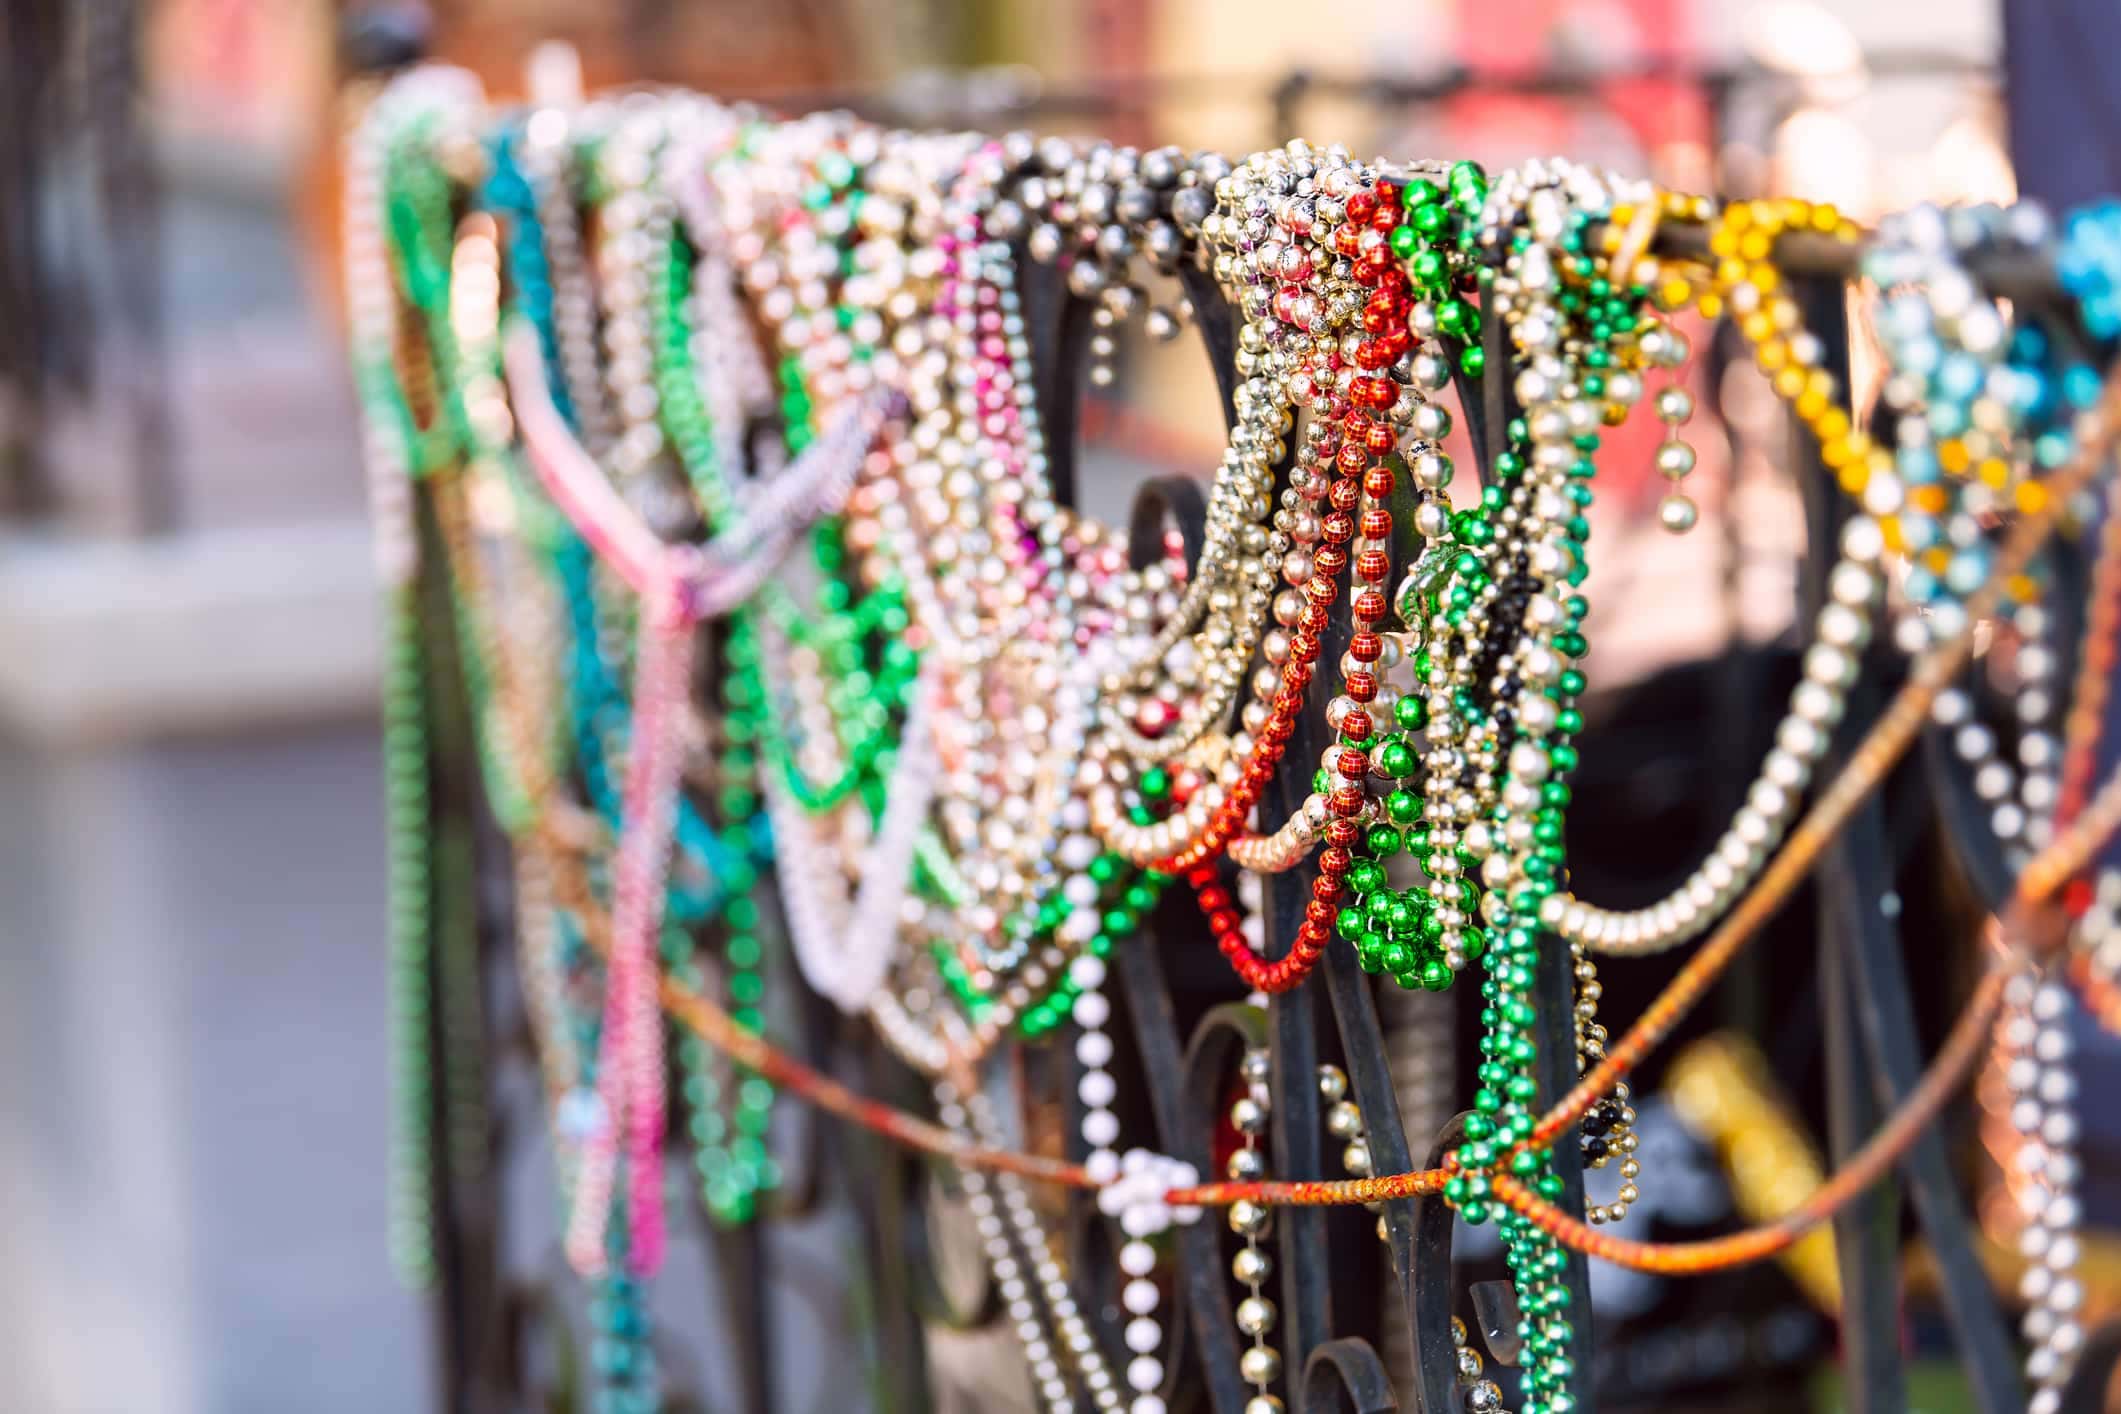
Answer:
1230, 1040, 1283, 1413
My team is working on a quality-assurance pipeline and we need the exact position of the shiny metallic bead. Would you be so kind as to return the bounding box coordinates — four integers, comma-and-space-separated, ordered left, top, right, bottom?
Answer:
1654, 440, 1696, 477
1238, 1346, 1283, 1386
1171, 185, 1212, 231
1067, 259, 1110, 298
1236, 1296, 1278, 1336
1411, 402, 1453, 440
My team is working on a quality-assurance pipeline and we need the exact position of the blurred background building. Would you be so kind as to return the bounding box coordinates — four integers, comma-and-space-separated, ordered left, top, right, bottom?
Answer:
0, 0, 2070, 1410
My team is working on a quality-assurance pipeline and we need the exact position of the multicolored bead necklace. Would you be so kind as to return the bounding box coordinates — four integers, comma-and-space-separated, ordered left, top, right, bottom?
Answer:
350, 62, 2121, 1414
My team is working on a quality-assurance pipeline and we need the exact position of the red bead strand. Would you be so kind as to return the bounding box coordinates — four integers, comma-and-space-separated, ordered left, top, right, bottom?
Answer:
1176, 178, 1412, 993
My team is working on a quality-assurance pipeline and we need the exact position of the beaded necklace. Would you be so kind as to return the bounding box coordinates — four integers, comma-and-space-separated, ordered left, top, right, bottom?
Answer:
669, 119, 1189, 1061
504, 108, 801, 1236
1544, 192, 2097, 962
464, 102, 821, 1259
1147, 145, 1442, 992
676, 119, 1214, 1412
348, 73, 449, 1293
676, 118, 982, 1046
351, 68, 2121, 1414
352, 78, 672, 1407
1865, 204, 2072, 866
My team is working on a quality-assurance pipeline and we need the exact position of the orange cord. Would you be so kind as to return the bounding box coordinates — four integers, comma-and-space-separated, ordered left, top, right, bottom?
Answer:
1488, 966, 2009, 1273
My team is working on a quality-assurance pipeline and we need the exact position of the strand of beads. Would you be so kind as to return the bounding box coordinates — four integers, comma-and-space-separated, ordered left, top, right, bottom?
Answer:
358, 82, 678, 1414
1070, 964, 1125, 1181
1539, 510, 1882, 956
506, 115, 791, 1235
1866, 205, 2053, 621
1168, 152, 1435, 991
1648, 349, 1702, 533
1094, 1138, 1203, 1414
525, 98, 621, 453
1541, 193, 1881, 958
1319, 1063, 1385, 1239
347, 74, 448, 1291
589, 1228, 661, 1414
1450, 1318, 1507, 1413
2000, 960, 2085, 1414
1437, 158, 1673, 1412
1569, 945, 1638, 1224
1867, 203, 2069, 863
934, 1080, 1086, 1414
1228, 1041, 1284, 1412
680, 617, 779, 1222
672, 682, 779, 1224
1333, 161, 1492, 995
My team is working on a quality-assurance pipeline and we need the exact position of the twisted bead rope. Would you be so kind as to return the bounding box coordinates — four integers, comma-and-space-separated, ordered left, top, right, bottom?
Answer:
1487, 962, 2011, 1274
2023, 764, 2121, 908
2054, 476, 2121, 826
